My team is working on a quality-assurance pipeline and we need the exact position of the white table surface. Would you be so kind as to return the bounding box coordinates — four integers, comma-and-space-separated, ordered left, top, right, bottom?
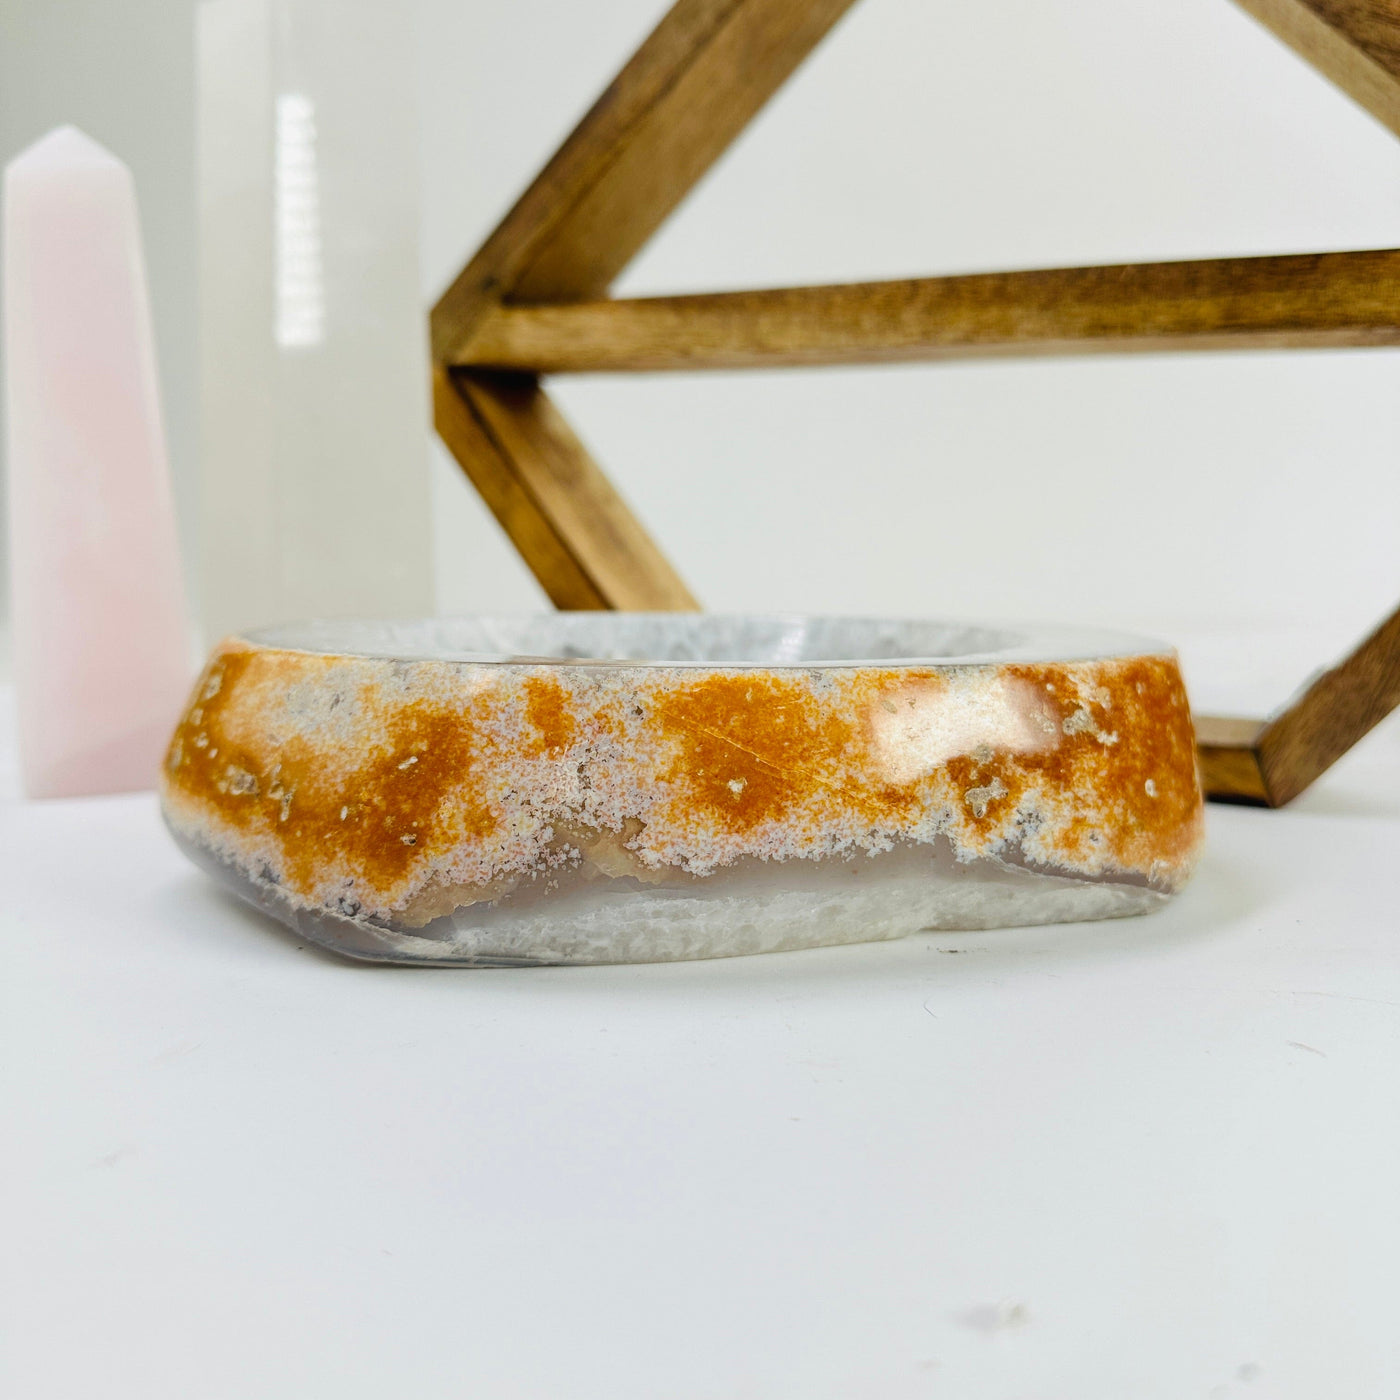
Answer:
3, 639, 1398, 1400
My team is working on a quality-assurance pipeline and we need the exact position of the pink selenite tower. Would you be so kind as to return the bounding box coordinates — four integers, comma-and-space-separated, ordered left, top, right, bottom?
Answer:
4, 126, 193, 797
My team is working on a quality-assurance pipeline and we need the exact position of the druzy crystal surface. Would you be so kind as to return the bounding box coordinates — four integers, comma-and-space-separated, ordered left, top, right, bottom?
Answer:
161, 616, 1205, 965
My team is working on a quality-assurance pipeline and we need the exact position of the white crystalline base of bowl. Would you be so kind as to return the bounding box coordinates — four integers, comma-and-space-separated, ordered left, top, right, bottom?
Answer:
172, 827, 1164, 966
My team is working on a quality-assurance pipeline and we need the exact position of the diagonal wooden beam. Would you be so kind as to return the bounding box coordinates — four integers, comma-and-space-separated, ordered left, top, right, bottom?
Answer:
433, 367, 606, 609
1254, 601, 1400, 803
453, 249, 1400, 373
430, 0, 861, 366
1234, 0, 1400, 139
1196, 602, 1400, 805
433, 367, 698, 611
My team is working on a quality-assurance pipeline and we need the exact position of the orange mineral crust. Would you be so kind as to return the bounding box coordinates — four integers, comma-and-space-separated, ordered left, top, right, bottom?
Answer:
161, 630, 1204, 937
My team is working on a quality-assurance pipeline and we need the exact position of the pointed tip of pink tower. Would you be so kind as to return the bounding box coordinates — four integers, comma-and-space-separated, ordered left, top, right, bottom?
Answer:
5, 125, 125, 182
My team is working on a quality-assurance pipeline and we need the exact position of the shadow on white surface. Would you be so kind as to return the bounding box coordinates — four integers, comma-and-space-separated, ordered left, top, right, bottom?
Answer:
155, 873, 356, 969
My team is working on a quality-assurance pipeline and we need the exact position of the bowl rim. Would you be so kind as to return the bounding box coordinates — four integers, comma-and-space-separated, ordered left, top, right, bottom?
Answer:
235, 613, 1176, 670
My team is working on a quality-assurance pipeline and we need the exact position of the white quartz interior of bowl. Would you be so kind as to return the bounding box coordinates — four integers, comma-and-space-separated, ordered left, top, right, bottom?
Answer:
241, 615, 1168, 667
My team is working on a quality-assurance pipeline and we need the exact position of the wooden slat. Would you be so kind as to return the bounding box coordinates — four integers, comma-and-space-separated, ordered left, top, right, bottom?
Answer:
433, 367, 608, 608
1234, 0, 1400, 140
453, 249, 1400, 372
1194, 604, 1400, 805
1254, 602, 1400, 804
1195, 715, 1271, 804
430, 0, 859, 365
434, 367, 700, 612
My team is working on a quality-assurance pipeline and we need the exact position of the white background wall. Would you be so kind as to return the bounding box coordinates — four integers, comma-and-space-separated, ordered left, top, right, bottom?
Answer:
4, 0, 1400, 708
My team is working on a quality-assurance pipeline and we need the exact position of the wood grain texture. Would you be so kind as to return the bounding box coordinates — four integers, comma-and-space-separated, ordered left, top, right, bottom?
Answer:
430, 0, 859, 364
452, 250, 1400, 372
1195, 716, 1271, 804
1194, 604, 1400, 805
432, 367, 608, 609
1234, 0, 1400, 138
1254, 602, 1400, 804
434, 367, 699, 612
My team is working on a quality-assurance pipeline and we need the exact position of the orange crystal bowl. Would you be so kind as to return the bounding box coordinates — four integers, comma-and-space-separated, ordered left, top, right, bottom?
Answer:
160, 616, 1204, 965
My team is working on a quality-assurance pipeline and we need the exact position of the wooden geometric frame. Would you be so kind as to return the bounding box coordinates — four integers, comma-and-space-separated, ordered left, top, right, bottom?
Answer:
431, 0, 1400, 806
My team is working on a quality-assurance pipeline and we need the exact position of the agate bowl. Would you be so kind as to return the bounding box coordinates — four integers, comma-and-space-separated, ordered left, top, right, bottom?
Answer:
160, 615, 1205, 965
